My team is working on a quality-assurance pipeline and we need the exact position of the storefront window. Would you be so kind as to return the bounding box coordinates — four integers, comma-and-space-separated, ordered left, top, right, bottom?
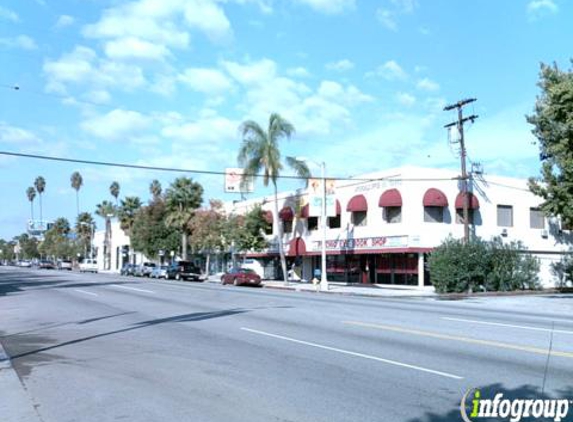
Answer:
351, 211, 367, 226
455, 208, 474, 224
307, 217, 318, 231
283, 220, 293, 234
328, 215, 341, 228
383, 207, 402, 223
424, 206, 444, 223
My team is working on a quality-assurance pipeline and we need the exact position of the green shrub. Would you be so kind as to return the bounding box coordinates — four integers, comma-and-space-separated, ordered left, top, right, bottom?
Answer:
429, 236, 540, 294
551, 253, 573, 288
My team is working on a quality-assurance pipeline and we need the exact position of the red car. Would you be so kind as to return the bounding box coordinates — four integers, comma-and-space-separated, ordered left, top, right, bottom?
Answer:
221, 268, 262, 286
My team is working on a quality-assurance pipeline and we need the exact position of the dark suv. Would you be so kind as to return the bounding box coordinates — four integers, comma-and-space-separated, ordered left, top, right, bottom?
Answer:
166, 261, 202, 281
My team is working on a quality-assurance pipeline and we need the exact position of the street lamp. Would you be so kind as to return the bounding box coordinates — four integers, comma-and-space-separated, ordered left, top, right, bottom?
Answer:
294, 157, 329, 292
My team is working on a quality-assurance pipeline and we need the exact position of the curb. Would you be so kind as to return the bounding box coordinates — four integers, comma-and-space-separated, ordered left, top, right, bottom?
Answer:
0, 341, 43, 422
261, 284, 433, 299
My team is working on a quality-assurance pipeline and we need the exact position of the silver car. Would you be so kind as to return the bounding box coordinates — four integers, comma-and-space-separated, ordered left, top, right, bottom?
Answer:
150, 265, 168, 279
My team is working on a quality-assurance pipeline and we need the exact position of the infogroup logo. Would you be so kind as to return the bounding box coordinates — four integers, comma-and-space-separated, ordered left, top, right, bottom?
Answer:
460, 388, 571, 422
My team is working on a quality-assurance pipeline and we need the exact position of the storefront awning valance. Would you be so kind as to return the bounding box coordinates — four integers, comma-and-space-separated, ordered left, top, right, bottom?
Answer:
378, 189, 402, 207
279, 206, 294, 221
423, 188, 448, 207
346, 195, 368, 212
454, 192, 480, 209
287, 237, 306, 257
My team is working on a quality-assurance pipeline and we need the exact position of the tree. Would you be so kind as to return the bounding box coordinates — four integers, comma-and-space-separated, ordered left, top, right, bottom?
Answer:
14, 233, 40, 260
70, 171, 83, 216
188, 200, 226, 275
165, 177, 203, 260
0, 238, 16, 261
75, 212, 95, 258
26, 186, 36, 221
34, 176, 46, 222
95, 201, 116, 270
224, 205, 269, 253
130, 200, 180, 260
118, 196, 142, 236
150, 180, 162, 202
110, 181, 120, 206
528, 61, 573, 227
238, 113, 310, 284
39, 217, 78, 259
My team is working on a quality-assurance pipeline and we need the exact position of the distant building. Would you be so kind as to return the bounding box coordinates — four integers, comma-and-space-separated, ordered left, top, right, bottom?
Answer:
226, 166, 573, 288
93, 221, 146, 272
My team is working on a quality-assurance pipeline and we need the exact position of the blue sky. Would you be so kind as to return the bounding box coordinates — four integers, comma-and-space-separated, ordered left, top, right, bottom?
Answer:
0, 0, 571, 239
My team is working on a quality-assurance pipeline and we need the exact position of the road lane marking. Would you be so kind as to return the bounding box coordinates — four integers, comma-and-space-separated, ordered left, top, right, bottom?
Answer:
343, 321, 573, 359
74, 289, 98, 297
111, 285, 155, 294
442, 317, 573, 335
240, 327, 463, 380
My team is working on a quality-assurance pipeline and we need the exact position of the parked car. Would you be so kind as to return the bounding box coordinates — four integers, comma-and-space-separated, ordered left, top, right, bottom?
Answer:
39, 260, 56, 270
120, 263, 136, 276
133, 262, 156, 277
57, 260, 73, 271
79, 259, 98, 273
150, 265, 168, 279
18, 260, 32, 268
221, 267, 262, 286
166, 261, 202, 281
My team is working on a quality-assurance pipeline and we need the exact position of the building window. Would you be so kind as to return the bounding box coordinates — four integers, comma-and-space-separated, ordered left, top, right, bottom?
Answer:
283, 220, 293, 234
497, 205, 513, 227
456, 209, 475, 224
530, 208, 544, 229
424, 206, 444, 223
307, 216, 318, 231
328, 215, 341, 229
383, 207, 402, 223
351, 211, 367, 226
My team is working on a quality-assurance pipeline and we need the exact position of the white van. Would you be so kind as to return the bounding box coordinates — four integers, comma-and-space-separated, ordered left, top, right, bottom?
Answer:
240, 259, 264, 279
79, 259, 98, 273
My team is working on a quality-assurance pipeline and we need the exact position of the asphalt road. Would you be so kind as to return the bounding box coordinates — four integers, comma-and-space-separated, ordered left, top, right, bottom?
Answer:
1, 267, 572, 422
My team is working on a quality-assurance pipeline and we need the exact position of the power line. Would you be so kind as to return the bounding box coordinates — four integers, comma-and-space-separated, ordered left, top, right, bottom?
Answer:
0, 150, 459, 184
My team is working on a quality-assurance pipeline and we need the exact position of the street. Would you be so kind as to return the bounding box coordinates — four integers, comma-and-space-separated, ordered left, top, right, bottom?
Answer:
1, 267, 572, 422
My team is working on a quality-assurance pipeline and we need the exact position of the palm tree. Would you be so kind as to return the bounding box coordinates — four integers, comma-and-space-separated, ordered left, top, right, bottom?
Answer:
109, 181, 120, 206
238, 113, 310, 284
76, 212, 95, 259
70, 171, 83, 216
165, 177, 203, 260
34, 176, 46, 223
26, 187, 36, 221
149, 180, 162, 201
95, 201, 116, 271
118, 196, 142, 235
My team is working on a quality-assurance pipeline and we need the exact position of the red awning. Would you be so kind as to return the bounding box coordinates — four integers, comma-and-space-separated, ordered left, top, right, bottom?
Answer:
262, 210, 273, 224
423, 188, 448, 207
378, 189, 402, 207
301, 204, 309, 218
279, 206, 294, 221
287, 237, 306, 257
454, 192, 480, 209
346, 195, 368, 212
335, 200, 341, 215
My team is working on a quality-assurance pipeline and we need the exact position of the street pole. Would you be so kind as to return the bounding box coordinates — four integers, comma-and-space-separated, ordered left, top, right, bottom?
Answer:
91, 223, 95, 260
320, 162, 329, 292
444, 98, 478, 243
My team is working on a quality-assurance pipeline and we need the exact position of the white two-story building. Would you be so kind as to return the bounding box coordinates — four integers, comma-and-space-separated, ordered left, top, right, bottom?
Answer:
227, 166, 573, 288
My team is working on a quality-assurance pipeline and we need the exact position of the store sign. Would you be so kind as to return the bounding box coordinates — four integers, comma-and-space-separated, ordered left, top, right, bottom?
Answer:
308, 178, 337, 217
354, 179, 401, 193
311, 235, 409, 251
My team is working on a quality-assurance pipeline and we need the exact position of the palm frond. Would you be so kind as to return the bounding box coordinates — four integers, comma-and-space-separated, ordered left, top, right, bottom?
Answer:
285, 156, 312, 186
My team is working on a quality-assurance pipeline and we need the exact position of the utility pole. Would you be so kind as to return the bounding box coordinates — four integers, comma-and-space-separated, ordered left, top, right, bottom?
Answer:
444, 98, 478, 243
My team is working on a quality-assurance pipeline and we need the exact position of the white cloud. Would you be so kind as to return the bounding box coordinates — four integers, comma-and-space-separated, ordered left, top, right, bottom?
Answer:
55, 15, 75, 28
294, 0, 355, 14
527, 0, 558, 19
376, 9, 397, 31
416, 77, 440, 92
81, 109, 151, 140
287, 67, 311, 78
370, 60, 408, 80
182, 0, 232, 42
391, 0, 417, 13
104, 36, 171, 61
83, 90, 112, 104
396, 92, 416, 106
326, 59, 355, 72
161, 115, 238, 144
0, 6, 19, 22
0, 122, 42, 145
0, 35, 37, 50
222, 58, 278, 85
178, 67, 233, 94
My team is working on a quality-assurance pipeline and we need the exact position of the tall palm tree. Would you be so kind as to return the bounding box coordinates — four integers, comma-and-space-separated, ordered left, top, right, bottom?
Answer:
34, 176, 46, 223
118, 196, 142, 236
238, 113, 310, 284
109, 181, 120, 206
149, 179, 162, 201
165, 177, 203, 260
95, 201, 116, 271
26, 187, 36, 221
76, 212, 95, 259
70, 171, 83, 216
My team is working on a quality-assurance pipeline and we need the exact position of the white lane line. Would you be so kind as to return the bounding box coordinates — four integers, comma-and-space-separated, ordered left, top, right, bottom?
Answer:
442, 317, 573, 335
111, 285, 155, 294
241, 327, 463, 380
74, 289, 98, 297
